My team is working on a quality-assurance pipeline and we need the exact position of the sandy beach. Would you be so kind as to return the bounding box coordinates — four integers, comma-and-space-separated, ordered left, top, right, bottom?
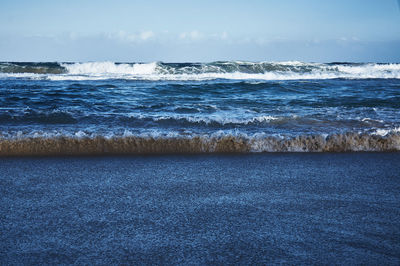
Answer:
1, 153, 399, 264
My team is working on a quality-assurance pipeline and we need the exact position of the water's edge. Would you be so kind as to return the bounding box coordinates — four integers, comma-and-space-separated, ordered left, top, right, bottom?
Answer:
1, 132, 399, 156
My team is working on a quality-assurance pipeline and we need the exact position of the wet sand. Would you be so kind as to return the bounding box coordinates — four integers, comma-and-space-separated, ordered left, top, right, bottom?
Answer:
1, 153, 400, 264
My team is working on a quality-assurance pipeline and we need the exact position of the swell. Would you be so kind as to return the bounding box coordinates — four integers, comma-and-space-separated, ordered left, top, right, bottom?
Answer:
0, 62, 66, 74
1, 61, 400, 80
1, 133, 399, 156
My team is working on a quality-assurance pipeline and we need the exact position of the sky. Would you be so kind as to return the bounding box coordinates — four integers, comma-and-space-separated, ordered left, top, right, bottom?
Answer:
0, 0, 399, 62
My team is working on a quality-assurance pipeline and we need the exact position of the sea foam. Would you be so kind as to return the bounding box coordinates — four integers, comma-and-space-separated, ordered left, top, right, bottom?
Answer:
62, 61, 157, 76
1, 132, 399, 155
1, 61, 400, 81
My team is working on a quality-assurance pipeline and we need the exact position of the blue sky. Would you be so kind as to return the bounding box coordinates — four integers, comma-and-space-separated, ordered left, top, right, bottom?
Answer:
0, 0, 399, 62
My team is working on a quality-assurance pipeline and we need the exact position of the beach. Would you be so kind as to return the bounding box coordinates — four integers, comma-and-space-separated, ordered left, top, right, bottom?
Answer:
1, 153, 399, 264
1, 0, 400, 264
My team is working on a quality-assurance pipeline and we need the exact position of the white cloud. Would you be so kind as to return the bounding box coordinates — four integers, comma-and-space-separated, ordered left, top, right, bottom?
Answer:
104, 30, 231, 43
178, 30, 231, 42
220, 31, 228, 40
107, 30, 155, 42
179, 30, 203, 41
140, 31, 155, 41
338, 36, 360, 42
210, 31, 229, 41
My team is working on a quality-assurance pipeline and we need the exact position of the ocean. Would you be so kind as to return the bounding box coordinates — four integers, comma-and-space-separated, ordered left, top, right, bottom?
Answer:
1, 61, 400, 264
0, 61, 399, 155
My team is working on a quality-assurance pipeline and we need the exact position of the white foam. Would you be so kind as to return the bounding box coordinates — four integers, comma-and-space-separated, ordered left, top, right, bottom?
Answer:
336, 64, 400, 79
361, 118, 384, 123
74, 130, 88, 138
150, 114, 278, 125
123, 129, 134, 137
2, 61, 400, 81
0, 73, 47, 79
62, 61, 157, 76
373, 127, 400, 136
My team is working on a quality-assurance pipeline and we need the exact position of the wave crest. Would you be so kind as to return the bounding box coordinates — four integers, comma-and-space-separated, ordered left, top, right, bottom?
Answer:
62, 61, 158, 76
1, 61, 400, 80
1, 132, 399, 156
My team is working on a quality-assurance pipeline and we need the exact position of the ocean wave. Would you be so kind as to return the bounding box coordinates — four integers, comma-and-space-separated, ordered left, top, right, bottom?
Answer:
61, 61, 158, 76
0, 109, 77, 124
141, 114, 279, 126
1, 61, 400, 80
372, 127, 400, 136
0, 132, 399, 155
0, 62, 65, 74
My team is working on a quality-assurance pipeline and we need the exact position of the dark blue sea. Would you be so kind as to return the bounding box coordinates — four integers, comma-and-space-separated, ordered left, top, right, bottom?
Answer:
0, 61, 399, 154
1, 61, 400, 264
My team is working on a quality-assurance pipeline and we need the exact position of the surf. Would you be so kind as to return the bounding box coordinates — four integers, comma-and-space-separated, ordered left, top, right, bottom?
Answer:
1, 132, 399, 156
1, 61, 400, 80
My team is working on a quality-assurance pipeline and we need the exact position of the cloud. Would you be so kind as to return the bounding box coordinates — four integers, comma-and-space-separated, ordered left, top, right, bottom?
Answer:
179, 30, 203, 41
179, 31, 230, 41
220, 31, 228, 40
210, 31, 228, 40
107, 30, 155, 43
337, 36, 360, 43
139, 31, 155, 41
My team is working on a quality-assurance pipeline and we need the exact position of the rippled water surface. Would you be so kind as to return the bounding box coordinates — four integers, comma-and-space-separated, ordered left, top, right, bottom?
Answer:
1, 61, 399, 154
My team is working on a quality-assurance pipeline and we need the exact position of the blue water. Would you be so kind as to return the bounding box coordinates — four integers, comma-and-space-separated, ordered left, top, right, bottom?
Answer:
1, 61, 400, 264
0, 61, 400, 153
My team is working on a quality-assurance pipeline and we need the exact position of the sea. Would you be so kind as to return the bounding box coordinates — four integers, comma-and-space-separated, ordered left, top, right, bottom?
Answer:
1, 61, 400, 264
0, 61, 399, 155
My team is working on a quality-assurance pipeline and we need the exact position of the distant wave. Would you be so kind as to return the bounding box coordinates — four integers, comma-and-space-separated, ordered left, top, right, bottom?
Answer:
0, 62, 65, 74
1, 61, 400, 80
63, 61, 157, 76
1, 131, 399, 155
123, 114, 279, 127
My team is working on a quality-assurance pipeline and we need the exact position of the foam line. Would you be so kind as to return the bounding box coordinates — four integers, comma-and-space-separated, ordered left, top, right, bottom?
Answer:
1, 61, 399, 80
1, 132, 399, 156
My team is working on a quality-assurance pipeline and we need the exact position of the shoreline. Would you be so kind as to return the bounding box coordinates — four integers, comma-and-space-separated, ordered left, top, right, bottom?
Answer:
0, 132, 399, 156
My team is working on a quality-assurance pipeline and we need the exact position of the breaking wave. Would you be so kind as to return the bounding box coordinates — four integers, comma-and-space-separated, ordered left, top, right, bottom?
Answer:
1, 132, 399, 156
1, 61, 400, 80
62, 61, 157, 76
